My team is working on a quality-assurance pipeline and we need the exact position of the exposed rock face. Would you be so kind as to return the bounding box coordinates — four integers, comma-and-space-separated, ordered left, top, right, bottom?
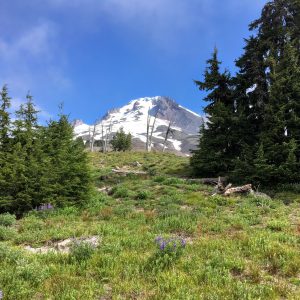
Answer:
73, 96, 203, 156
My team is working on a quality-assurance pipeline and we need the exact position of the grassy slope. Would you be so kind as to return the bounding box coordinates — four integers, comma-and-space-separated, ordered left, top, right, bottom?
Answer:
0, 152, 300, 299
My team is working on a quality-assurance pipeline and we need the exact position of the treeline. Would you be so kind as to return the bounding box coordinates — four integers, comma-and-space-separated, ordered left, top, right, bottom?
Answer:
0, 86, 91, 215
191, 0, 300, 186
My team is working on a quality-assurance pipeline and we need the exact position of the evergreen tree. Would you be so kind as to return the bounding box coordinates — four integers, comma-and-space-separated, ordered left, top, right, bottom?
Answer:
0, 85, 13, 213
0, 89, 92, 215
43, 114, 92, 207
8, 94, 45, 214
232, 0, 300, 185
0, 85, 11, 150
192, 0, 300, 186
110, 127, 132, 152
191, 48, 234, 176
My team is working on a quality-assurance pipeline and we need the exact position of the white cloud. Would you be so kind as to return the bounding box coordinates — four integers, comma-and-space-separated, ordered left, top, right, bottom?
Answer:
0, 21, 71, 115
0, 22, 55, 61
43, 0, 265, 51
44, 0, 202, 49
0, 21, 71, 90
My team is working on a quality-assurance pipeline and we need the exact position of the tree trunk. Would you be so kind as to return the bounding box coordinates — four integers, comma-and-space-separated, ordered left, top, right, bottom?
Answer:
91, 123, 96, 152
162, 121, 172, 152
148, 109, 159, 152
146, 109, 151, 152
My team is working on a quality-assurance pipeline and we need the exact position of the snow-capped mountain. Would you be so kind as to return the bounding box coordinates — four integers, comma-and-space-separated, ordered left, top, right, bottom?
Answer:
73, 96, 203, 155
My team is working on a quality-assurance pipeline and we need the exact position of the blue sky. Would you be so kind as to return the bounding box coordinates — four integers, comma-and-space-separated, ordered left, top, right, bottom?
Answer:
0, 0, 266, 123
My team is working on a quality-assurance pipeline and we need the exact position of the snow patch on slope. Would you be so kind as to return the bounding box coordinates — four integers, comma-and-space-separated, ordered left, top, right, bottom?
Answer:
73, 96, 203, 153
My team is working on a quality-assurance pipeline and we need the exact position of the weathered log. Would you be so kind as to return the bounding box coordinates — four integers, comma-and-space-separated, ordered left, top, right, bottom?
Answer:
111, 169, 148, 176
224, 184, 253, 196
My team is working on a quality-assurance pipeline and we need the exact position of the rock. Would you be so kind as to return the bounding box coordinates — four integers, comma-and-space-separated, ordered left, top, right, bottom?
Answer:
132, 161, 142, 167
24, 236, 100, 254
251, 191, 272, 200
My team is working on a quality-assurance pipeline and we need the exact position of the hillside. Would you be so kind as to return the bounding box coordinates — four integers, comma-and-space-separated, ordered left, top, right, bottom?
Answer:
73, 96, 204, 155
0, 152, 300, 299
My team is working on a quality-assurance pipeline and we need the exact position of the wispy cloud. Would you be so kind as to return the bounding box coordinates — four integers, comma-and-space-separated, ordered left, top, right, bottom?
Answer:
0, 22, 55, 59
43, 0, 199, 49
0, 20, 71, 117
43, 0, 265, 51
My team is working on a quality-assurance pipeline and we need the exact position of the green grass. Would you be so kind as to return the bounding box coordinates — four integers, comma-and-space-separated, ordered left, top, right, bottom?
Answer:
1, 152, 300, 299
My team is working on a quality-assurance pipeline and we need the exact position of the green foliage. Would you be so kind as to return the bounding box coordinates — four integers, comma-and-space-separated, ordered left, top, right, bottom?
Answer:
0, 213, 16, 227
0, 88, 92, 215
0, 225, 17, 241
136, 190, 150, 200
110, 127, 132, 152
111, 186, 130, 198
191, 0, 300, 186
42, 114, 92, 207
191, 48, 235, 177
69, 241, 96, 263
148, 236, 186, 271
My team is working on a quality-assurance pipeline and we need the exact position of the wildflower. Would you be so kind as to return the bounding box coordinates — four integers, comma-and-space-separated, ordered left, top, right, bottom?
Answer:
159, 241, 166, 250
181, 238, 186, 248
0, 290, 3, 299
154, 236, 186, 252
155, 236, 163, 243
36, 203, 54, 211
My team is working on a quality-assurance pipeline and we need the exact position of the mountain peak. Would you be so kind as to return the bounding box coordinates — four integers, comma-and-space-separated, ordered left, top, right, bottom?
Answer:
73, 96, 203, 155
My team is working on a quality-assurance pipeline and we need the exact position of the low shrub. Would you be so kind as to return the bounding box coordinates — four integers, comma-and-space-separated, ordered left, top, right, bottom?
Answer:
136, 190, 150, 200
266, 220, 289, 232
69, 240, 97, 263
148, 236, 186, 271
111, 186, 130, 198
0, 225, 17, 241
0, 213, 16, 227
153, 176, 167, 183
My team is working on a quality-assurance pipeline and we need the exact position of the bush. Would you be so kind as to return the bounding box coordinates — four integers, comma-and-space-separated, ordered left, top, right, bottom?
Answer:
266, 220, 289, 232
110, 127, 132, 152
0, 225, 17, 241
136, 190, 150, 200
153, 176, 167, 183
112, 186, 130, 198
69, 241, 96, 263
0, 213, 16, 226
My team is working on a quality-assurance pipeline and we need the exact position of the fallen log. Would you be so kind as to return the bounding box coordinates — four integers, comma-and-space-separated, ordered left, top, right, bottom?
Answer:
210, 177, 271, 198
111, 169, 148, 176
224, 184, 252, 196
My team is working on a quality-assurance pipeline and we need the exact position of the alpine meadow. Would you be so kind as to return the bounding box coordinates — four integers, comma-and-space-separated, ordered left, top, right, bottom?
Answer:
0, 0, 300, 300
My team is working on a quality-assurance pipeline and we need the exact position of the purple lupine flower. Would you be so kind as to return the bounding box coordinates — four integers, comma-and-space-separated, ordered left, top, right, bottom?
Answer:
36, 203, 54, 211
155, 236, 163, 243
47, 203, 54, 209
160, 241, 166, 250
0, 290, 3, 299
181, 238, 186, 248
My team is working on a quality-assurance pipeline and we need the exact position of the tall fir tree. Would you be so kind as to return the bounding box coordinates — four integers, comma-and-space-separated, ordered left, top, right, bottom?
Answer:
191, 48, 234, 177
0, 85, 13, 212
42, 113, 92, 207
232, 0, 300, 185
0, 85, 11, 150
7, 94, 45, 214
